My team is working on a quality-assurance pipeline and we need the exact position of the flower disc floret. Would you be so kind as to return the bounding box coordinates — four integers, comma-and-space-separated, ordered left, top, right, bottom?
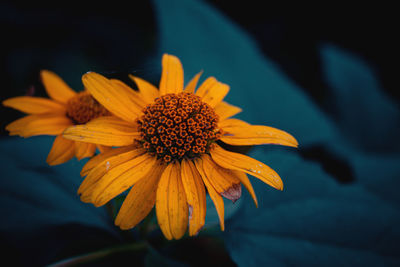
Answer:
66, 91, 110, 124
138, 92, 222, 163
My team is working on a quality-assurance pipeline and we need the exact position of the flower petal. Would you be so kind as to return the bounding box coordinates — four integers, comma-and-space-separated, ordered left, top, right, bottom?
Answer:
5, 115, 41, 133
115, 162, 165, 230
6, 114, 72, 137
2, 96, 66, 114
75, 142, 96, 160
41, 70, 77, 103
88, 153, 157, 207
82, 72, 141, 122
195, 77, 217, 96
218, 118, 249, 128
210, 144, 283, 191
156, 161, 188, 240
129, 75, 160, 104
80, 145, 139, 177
84, 116, 138, 133
181, 158, 207, 236
79, 147, 145, 198
232, 171, 258, 207
194, 157, 225, 231
97, 144, 112, 153
159, 54, 184, 95
184, 71, 203, 94
214, 101, 242, 121
110, 79, 147, 110
46, 135, 75, 166
195, 77, 229, 107
155, 164, 173, 240
62, 120, 139, 147
220, 118, 298, 147
202, 155, 241, 203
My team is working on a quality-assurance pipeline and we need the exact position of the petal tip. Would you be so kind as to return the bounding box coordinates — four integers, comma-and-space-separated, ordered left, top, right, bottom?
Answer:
278, 183, 284, 191
2, 98, 11, 107
46, 157, 60, 166
39, 69, 51, 78
81, 71, 99, 82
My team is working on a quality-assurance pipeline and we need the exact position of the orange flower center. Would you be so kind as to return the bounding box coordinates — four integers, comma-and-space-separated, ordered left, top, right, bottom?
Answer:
66, 91, 110, 124
138, 92, 222, 163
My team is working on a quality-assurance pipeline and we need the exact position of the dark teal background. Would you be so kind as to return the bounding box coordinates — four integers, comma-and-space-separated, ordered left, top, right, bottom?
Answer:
1, 1, 399, 266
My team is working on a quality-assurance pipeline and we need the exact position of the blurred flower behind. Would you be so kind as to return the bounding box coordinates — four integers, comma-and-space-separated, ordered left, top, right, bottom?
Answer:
3, 70, 111, 165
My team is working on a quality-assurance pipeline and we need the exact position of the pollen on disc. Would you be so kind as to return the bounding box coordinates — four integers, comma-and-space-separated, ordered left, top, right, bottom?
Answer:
66, 91, 110, 124
137, 92, 222, 163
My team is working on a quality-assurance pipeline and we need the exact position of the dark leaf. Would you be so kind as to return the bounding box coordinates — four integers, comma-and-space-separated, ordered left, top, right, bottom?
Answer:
225, 149, 400, 266
0, 136, 122, 266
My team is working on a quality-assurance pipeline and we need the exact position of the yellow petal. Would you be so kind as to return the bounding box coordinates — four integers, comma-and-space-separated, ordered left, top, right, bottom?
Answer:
210, 144, 283, 191
155, 163, 173, 240
156, 161, 188, 240
2, 96, 66, 114
195, 77, 217, 97
89, 153, 157, 207
80, 145, 139, 177
194, 157, 225, 231
159, 54, 184, 95
195, 77, 229, 107
86, 144, 97, 158
62, 120, 139, 147
79, 147, 145, 198
184, 71, 203, 94
220, 119, 298, 148
115, 162, 165, 230
85, 116, 138, 133
214, 101, 242, 121
82, 72, 141, 123
129, 75, 160, 104
181, 159, 207, 236
75, 142, 96, 160
41, 70, 77, 103
97, 144, 112, 153
46, 135, 75, 166
5, 115, 41, 133
6, 114, 72, 137
202, 155, 242, 203
218, 118, 249, 128
110, 79, 147, 110
232, 171, 258, 207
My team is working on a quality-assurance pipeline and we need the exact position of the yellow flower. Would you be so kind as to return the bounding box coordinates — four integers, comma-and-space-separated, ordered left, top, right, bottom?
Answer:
63, 54, 298, 239
3, 70, 111, 165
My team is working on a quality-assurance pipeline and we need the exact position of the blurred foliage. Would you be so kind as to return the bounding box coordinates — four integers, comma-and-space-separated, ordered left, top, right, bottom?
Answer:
0, 137, 123, 266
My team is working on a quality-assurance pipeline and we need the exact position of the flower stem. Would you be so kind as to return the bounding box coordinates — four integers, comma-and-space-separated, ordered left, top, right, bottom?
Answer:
47, 241, 148, 267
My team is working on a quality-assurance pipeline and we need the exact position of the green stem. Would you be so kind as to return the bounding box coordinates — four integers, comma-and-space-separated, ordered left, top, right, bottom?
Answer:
47, 241, 148, 267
